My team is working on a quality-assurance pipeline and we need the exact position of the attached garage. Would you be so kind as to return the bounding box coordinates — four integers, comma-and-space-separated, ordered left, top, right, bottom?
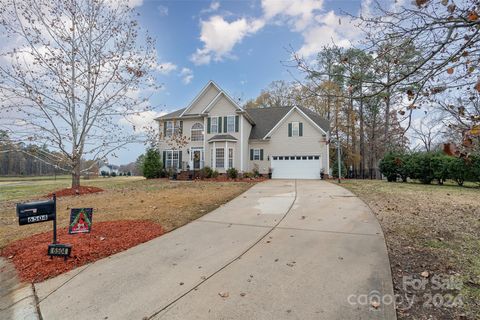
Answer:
271, 155, 321, 179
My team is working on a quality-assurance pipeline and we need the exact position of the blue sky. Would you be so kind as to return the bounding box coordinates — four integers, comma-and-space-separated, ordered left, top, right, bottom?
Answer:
116, 0, 366, 164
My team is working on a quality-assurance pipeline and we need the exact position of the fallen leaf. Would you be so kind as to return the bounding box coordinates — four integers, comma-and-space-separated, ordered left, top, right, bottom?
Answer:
240, 293, 246, 297
371, 301, 381, 309
218, 292, 229, 298
421, 271, 430, 278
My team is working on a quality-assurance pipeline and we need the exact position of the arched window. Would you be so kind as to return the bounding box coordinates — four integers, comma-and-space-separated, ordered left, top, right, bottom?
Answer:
191, 123, 204, 141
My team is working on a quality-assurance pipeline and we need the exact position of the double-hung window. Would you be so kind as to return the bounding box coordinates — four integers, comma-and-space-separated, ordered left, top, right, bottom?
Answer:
211, 117, 218, 133
165, 150, 179, 169
291, 122, 300, 137
226, 116, 235, 132
165, 121, 174, 137
253, 149, 260, 161
216, 148, 224, 168
228, 148, 234, 168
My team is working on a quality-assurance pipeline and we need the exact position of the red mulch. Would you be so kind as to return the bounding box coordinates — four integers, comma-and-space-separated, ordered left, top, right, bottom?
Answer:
46, 186, 104, 198
1, 220, 164, 283
204, 177, 268, 182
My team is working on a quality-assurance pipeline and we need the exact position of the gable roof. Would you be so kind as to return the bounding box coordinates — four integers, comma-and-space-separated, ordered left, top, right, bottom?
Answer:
246, 106, 329, 139
155, 108, 186, 120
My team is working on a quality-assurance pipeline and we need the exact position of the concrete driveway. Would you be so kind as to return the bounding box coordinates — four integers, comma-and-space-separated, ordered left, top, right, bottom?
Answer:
34, 180, 396, 320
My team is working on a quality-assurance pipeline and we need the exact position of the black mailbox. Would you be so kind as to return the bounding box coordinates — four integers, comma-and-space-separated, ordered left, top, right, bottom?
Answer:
16, 200, 56, 225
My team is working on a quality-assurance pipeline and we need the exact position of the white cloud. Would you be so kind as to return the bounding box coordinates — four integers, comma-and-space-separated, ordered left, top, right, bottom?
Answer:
180, 68, 194, 84
120, 110, 166, 133
157, 62, 177, 75
191, 15, 265, 65
261, 0, 323, 30
157, 5, 168, 16
297, 11, 362, 57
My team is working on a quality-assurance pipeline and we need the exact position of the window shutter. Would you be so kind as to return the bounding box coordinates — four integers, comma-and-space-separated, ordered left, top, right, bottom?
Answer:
224, 116, 227, 133
162, 151, 166, 168
178, 151, 182, 169
235, 115, 239, 132
288, 123, 292, 137
218, 116, 222, 133
163, 122, 167, 137
260, 149, 264, 161
207, 118, 211, 134
179, 121, 183, 135
299, 122, 303, 136
250, 149, 253, 160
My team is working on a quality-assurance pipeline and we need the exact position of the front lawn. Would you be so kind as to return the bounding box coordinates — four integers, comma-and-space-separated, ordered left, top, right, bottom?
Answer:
338, 179, 480, 320
0, 179, 255, 249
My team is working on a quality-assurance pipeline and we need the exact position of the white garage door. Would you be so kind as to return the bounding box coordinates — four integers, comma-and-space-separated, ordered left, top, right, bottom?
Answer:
271, 155, 321, 179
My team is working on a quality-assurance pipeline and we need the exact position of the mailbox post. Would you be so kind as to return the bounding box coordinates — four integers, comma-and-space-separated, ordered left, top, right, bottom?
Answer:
16, 194, 72, 260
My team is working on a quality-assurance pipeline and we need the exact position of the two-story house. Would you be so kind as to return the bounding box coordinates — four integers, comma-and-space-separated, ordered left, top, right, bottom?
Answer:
155, 81, 330, 179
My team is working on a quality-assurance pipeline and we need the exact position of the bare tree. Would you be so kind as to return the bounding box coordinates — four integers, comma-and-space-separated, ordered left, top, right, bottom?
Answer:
0, 0, 158, 187
411, 116, 444, 152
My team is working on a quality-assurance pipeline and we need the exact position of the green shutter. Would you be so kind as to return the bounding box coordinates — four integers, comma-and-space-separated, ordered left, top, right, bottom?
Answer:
224, 116, 227, 133
178, 151, 182, 169
288, 123, 292, 137
218, 116, 222, 133
260, 149, 264, 161
179, 121, 183, 135
163, 122, 167, 137
235, 115, 239, 132
207, 118, 211, 134
250, 149, 253, 160
162, 151, 166, 168
299, 122, 303, 136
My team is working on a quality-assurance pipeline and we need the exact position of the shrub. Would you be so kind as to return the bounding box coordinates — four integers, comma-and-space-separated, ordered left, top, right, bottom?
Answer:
127, 171, 132, 176
431, 153, 453, 185
111, 171, 117, 177
100, 170, 107, 177
243, 172, 252, 179
141, 148, 163, 179
467, 154, 480, 185
406, 152, 435, 184
332, 158, 347, 178
201, 166, 213, 179
226, 167, 238, 179
449, 157, 469, 186
211, 170, 219, 178
379, 152, 401, 182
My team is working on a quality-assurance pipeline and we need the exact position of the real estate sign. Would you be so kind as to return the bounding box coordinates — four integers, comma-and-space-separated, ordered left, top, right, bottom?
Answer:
69, 208, 93, 234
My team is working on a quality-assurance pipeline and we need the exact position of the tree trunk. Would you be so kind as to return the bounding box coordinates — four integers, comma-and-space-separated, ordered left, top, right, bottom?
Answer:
72, 161, 81, 188
359, 89, 365, 179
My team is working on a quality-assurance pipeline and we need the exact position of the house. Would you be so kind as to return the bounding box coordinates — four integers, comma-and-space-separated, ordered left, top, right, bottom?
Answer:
99, 164, 119, 176
155, 81, 330, 179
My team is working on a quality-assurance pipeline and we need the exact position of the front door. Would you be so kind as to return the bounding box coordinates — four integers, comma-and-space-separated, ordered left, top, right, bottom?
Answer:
193, 150, 201, 169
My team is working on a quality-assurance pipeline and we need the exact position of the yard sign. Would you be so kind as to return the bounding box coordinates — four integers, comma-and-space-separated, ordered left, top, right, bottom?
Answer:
69, 208, 93, 234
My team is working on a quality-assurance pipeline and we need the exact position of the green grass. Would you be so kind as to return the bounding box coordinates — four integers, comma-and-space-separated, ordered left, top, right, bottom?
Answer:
0, 176, 144, 201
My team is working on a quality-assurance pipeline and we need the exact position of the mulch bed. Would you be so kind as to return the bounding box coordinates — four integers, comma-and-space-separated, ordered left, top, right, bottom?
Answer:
46, 186, 104, 198
1, 220, 164, 283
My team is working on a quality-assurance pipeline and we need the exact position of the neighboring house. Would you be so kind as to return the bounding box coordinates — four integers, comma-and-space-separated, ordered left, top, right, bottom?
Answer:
99, 164, 119, 175
155, 81, 330, 179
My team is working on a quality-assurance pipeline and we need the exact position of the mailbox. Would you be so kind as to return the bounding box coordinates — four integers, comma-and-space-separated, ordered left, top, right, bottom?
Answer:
16, 200, 56, 225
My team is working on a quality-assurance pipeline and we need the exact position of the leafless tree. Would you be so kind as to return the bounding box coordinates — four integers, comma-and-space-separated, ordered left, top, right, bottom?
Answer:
0, 0, 158, 187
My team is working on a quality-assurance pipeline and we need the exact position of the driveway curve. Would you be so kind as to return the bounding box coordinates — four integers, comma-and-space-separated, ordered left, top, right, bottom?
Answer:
35, 180, 396, 320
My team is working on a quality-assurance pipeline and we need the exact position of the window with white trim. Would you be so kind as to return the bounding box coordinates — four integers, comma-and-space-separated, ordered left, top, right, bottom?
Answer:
253, 149, 260, 161
191, 123, 204, 141
226, 116, 235, 132
292, 122, 300, 137
211, 117, 218, 133
165, 121, 174, 137
165, 150, 179, 169
228, 148, 234, 168
216, 148, 225, 168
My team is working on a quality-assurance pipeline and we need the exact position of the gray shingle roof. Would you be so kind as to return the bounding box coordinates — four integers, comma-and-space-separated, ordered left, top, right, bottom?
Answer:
246, 106, 329, 139
208, 134, 237, 141
156, 108, 186, 120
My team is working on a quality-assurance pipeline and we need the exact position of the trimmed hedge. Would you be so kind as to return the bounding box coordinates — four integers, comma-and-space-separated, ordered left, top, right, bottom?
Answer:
379, 151, 480, 185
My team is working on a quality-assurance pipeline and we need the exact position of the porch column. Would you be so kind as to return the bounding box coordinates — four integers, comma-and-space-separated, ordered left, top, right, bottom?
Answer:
213, 141, 216, 170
